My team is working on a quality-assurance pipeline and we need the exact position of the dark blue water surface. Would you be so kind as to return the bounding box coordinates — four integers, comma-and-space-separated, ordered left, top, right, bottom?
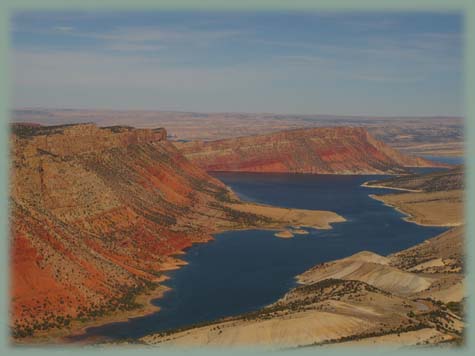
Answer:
422, 155, 464, 166
72, 172, 447, 342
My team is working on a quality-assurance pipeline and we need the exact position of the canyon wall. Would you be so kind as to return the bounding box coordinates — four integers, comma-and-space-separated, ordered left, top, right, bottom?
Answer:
177, 127, 441, 174
10, 123, 239, 338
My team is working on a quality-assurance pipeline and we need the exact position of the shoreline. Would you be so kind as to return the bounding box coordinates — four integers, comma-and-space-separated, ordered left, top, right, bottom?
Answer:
211, 166, 447, 176
361, 181, 423, 193
138, 227, 464, 347
368, 193, 462, 228
17, 201, 345, 344
15, 173, 453, 345
62, 284, 170, 345
14, 280, 171, 346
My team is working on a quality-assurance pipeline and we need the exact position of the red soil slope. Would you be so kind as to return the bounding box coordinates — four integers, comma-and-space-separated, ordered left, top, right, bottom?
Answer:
176, 127, 441, 174
9, 123, 247, 338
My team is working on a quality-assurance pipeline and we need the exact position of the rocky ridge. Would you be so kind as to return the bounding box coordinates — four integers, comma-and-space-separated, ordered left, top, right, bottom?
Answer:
176, 127, 443, 174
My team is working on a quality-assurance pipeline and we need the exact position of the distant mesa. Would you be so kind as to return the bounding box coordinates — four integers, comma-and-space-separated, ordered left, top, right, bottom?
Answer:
176, 127, 445, 175
11, 122, 168, 157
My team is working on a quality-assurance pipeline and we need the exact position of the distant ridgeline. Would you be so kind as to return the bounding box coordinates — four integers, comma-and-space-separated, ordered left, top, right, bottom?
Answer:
176, 127, 445, 174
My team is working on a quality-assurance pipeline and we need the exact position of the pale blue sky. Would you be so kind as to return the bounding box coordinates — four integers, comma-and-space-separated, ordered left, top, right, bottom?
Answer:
11, 11, 463, 116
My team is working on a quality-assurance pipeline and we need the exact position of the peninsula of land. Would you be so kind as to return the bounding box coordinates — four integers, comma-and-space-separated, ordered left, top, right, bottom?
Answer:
364, 167, 463, 227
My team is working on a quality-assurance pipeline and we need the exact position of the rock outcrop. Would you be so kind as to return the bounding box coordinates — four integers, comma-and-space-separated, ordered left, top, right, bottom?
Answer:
11, 123, 168, 157
176, 127, 442, 174
10, 123, 231, 338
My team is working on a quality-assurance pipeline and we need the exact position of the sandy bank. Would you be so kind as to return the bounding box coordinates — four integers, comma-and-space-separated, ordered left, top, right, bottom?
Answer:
226, 202, 346, 230
274, 230, 294, 238
368, 190, 463, 227
361, 181, 422, 192
292, 229, 309, 235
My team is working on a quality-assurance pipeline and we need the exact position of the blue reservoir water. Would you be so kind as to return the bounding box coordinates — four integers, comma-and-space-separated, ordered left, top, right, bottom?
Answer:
422, 155, 464, 166
71, 172, 447, 342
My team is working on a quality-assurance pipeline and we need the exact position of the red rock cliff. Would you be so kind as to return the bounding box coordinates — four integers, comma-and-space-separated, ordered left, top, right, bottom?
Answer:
12, 123, 167, 157
9, 123, 240, 338
176, 127, 442, 174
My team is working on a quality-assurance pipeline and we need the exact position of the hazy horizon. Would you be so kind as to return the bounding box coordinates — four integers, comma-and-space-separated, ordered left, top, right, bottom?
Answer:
12, 11, 463, 117
12, 106, 463, 120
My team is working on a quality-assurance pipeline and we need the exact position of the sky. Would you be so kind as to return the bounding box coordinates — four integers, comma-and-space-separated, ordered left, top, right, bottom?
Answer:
11, 11, 463, 116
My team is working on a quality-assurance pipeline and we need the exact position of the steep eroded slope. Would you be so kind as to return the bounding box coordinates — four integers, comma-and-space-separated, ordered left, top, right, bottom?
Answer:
176, 127, 441, 174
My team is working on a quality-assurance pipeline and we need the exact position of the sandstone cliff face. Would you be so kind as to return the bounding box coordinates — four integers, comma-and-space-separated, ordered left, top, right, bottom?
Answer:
12, 123, 167, 157
176, 127, 440, 174
9, 123, 238, 337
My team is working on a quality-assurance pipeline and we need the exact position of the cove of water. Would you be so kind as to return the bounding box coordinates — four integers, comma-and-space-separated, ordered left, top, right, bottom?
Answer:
71, 172, 447, 342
